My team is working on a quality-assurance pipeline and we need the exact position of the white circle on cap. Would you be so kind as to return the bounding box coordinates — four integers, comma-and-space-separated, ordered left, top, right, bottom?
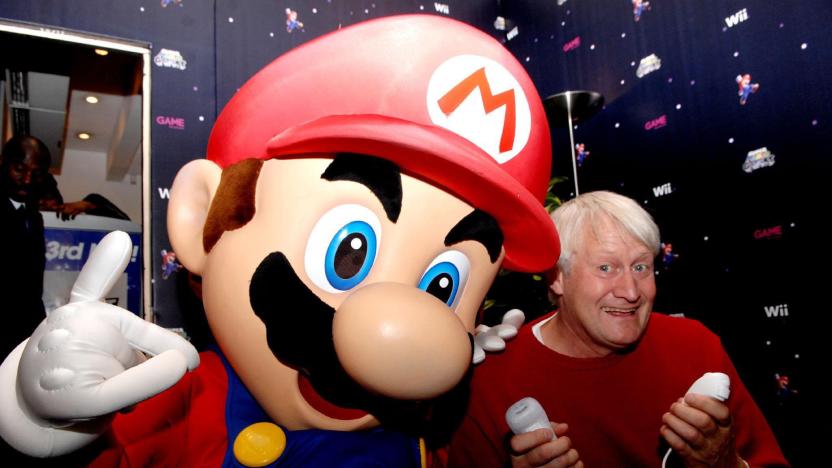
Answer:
426, 55, 531, 164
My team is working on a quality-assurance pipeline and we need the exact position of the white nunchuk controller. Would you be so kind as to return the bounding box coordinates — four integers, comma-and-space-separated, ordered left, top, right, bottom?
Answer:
505, 397, 556, 440
686, 372, 731, 401
661, 372, 732, 467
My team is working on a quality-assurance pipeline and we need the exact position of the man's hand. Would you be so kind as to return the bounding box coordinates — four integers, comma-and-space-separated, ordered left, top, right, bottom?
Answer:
660, 394, 743, 468
57, 200, 96, 220
510, 423, 583, 468
0, 231, 199, 456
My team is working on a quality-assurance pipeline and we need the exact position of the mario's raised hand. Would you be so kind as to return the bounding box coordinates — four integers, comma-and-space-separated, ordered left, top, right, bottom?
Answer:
0, 231, 199, 457
473, 309, 525, 364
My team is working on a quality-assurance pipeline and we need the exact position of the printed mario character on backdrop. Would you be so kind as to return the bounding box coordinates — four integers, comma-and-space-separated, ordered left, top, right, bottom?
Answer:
286, 8, 304, 33
774, 373, 798, 401
0, 15, 558, 467
575, 143, 590, 167
661, 242, 678, 269
736, 73, 760, 105
633, 0, 651, 22
160, 248, 183, 280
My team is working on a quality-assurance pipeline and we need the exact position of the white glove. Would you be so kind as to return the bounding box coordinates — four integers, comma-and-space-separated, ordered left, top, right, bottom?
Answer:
0, 231, 200, 457
472, 309, 525, 364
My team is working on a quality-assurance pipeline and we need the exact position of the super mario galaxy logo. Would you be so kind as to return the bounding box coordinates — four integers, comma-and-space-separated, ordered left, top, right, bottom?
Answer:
743, 147, 775, 173
636, 54, 661, 78
154, 48, 187, 70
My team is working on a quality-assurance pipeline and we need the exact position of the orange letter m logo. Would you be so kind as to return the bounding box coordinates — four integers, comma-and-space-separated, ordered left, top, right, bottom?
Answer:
437, 67, 517, 154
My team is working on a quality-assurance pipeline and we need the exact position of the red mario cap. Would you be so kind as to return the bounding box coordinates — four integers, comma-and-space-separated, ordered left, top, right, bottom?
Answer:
207, 15, 559, 272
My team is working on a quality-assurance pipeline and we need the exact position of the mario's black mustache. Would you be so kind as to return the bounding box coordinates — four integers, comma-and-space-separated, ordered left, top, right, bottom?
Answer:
250, 251, 335, 369
248, 251, 474, 439
249, 251, 375, 410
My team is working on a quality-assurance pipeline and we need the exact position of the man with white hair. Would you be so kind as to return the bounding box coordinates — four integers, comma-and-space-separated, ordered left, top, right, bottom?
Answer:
447, 191, 787, 467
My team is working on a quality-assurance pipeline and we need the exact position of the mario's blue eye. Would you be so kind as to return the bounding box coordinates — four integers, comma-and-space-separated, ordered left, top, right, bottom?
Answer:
419, 263, 459, 306
418, 250, 470, 308
325, 221, 377, 290
305, 205, 382, 293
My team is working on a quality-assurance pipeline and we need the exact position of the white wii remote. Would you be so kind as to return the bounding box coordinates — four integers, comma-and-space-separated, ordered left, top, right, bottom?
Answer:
505, 397, 556, 440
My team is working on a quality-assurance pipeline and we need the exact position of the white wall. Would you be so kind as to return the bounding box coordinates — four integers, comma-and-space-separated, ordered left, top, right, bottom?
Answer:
53, 148, 142, 223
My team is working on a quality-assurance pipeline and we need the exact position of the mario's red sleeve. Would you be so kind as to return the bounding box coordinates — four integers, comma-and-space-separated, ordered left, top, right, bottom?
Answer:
88, 351, 229, 467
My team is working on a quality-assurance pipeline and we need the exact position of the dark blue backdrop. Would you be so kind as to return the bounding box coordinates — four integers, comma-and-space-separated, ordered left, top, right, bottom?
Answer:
1, 0, 821, 464
499, 2, 826, 463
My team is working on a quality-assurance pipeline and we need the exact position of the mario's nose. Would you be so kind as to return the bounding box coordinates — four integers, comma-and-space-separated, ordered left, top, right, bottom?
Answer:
332, 282, 471, 400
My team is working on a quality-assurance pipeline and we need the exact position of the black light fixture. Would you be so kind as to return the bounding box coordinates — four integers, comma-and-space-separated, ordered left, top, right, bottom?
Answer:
543, 90, 604, 196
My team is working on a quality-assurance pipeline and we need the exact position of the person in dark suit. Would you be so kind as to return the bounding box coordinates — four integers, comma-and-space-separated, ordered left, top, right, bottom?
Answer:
0, 135, 52, 358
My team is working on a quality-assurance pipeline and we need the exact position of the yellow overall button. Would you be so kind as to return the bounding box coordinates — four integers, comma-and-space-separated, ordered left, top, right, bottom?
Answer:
233, 422, 287, 467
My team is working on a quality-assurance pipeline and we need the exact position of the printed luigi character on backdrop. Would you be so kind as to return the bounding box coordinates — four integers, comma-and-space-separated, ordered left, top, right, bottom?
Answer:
0, 15, 558, 467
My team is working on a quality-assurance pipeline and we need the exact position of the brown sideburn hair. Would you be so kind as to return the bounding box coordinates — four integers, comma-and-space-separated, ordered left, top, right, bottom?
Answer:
202, 158, 264, 252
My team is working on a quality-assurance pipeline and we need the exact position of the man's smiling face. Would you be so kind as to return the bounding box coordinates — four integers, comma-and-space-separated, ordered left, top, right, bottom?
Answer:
196, 155, 503, 431
550, 214, 656, 358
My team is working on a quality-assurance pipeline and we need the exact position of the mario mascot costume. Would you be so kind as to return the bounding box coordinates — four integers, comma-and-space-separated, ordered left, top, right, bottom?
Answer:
0, 15, 558, 467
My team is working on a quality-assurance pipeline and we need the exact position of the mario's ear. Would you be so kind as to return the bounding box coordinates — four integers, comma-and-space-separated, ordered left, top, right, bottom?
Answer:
167, 159, 222, 275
